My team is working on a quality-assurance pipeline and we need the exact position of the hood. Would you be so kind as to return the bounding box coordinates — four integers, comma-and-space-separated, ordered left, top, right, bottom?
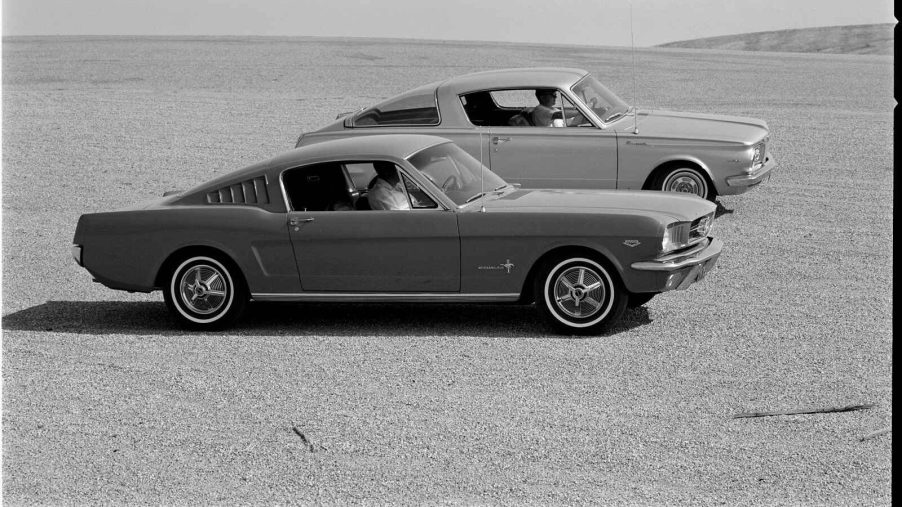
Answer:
480, 189, 715, 221
613, 109, 769, 145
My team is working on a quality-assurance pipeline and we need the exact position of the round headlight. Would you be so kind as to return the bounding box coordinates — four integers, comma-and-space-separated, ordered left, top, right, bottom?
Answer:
697, 216, 712, 237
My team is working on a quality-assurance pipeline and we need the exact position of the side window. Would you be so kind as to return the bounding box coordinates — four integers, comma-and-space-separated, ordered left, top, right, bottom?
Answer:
345, 163, 377, 191
490, 89, 551, 109
282, 163, 353, 211
343, 161, 439, 211
460, 91, 497, 126
461, 89, 570, 127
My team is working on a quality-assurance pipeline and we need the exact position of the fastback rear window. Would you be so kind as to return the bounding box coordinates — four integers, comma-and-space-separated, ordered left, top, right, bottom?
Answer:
350, 86, 440, 127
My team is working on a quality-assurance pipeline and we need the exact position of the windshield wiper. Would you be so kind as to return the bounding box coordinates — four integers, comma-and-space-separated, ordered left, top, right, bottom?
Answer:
465, 184, 510, 203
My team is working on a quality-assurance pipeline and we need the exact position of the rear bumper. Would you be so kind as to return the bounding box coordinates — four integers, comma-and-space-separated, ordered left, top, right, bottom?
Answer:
631, 237, 723, 291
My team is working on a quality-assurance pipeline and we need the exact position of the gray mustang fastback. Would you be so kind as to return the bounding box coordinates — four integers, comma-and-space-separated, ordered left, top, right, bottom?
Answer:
73, 135, 722, 334
296, 67, 776, 202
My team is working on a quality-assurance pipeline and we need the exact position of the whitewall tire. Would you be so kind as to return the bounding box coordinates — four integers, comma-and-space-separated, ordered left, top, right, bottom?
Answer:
163, 255, 246, 329
657, 167, 713, 201
534, 256, 627, 335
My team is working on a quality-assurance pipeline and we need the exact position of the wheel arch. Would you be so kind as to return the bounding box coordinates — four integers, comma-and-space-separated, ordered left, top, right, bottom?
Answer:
642, 158, 717, 198
154, 245, 248, 290
518, 245, 623, 303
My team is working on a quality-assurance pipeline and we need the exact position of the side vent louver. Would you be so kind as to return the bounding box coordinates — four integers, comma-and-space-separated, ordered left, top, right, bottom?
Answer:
206, 176, 270, 205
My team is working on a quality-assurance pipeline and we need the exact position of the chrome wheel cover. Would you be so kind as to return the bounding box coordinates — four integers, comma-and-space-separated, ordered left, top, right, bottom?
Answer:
664, 169, 708, 198
552, 266, 606, 319
178, 263, 229, 315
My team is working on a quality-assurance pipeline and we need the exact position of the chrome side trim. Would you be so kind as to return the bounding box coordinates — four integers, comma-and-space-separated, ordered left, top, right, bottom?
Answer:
251, 292, 520, 303
631, 238, 723, 272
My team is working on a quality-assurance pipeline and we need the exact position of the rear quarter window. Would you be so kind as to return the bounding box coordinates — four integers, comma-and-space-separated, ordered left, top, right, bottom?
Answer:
351, 88, 440, 126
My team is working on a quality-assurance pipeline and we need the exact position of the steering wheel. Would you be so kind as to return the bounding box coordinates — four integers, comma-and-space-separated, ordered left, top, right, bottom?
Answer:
569, 111, 590, 127
585, 97, 609, 120
441, 175, 459, 191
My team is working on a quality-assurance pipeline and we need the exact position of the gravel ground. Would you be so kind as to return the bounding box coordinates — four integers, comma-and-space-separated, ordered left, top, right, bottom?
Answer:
1, 36, 893, 504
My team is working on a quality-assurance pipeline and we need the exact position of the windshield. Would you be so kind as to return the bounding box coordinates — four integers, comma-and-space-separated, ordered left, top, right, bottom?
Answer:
407, 142, 508, 206
571, 75, 631, 123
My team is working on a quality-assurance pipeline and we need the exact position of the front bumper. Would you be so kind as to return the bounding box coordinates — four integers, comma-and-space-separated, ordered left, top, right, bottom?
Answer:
723, 154, 776, 192
631, 237, 723, 291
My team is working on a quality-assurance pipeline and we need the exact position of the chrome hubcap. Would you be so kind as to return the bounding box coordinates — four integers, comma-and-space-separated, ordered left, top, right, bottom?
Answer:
179, 265, 228, 315
665, 171, 706, 197
553, 266, 605, 318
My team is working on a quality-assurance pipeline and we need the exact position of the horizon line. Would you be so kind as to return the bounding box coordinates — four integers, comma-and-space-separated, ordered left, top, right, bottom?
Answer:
3, 22, 895, 48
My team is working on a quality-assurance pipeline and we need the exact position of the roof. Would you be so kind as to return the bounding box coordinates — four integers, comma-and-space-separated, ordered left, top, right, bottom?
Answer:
186, 134, 452, 197
276, 134, 450, 164
224, 134, 452, 180
438, 67, 590, 93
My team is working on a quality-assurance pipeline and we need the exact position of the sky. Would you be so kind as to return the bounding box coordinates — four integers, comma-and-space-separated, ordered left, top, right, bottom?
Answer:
0, 0, 897, 47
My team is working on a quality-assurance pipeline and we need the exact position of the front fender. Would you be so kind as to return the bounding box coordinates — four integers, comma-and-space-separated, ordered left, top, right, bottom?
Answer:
619, 139, 744, 195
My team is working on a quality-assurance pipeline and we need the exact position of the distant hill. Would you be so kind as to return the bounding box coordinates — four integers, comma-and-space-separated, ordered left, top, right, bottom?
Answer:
658, 23, 894, 55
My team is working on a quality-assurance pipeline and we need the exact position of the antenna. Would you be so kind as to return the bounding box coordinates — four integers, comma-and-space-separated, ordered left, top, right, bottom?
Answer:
629, 0, 639, 134
479, 129, 486, 213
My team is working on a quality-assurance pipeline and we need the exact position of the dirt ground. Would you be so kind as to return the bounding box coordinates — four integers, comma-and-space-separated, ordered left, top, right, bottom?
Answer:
1, 37, 893, 504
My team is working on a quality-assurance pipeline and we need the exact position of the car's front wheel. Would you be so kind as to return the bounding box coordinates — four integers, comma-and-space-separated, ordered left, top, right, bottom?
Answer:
163, 254, 247, 330
654, 166, 714, 201
534, 256, 627, 335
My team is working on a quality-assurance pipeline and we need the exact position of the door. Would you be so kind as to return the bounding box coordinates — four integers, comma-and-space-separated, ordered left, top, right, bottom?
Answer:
426, 128, 494, 169
488, 126, 618, 189
467, 88, 619, 189
284, 161, 460, 293
289, 211, 460, 292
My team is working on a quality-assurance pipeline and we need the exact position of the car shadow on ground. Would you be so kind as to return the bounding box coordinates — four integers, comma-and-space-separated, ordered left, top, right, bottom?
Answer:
714, 201, 734, 218
2, 301, 653, 338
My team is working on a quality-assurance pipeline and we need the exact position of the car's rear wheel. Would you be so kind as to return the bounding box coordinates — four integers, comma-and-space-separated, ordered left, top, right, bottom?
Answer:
163, 254, 247, 330
534, 256, 627, 335
654, 166, 714, 201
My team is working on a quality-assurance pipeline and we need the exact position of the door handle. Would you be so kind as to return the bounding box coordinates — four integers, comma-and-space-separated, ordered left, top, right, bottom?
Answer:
492, 136, 511, 145
289, 217, 314, 230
